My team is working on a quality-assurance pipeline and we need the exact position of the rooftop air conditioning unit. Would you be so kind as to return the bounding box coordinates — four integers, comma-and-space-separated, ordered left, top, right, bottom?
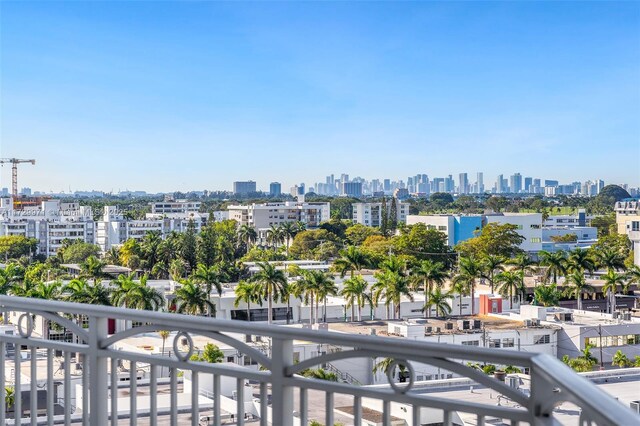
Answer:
524, 319, 532, 327
531, 319, 540, 327
473, 319, 481, 329
426, 326, 433, 333
630, 401, 640, 414
623, 312, 632, 321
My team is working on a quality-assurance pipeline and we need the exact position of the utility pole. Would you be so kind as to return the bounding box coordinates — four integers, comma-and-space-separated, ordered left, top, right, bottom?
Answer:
598, 325, 604, 370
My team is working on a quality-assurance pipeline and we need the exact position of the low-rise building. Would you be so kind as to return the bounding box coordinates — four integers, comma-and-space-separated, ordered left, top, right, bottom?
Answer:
484, 213, 542, 253
615, 200, 640, 266
226, 201, 330, 237
352, 200, 409, 227
405, 214, 482, 247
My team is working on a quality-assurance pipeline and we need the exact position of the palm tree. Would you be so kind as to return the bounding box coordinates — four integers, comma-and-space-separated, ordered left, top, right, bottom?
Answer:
481, 255, 505, 293
373, 270, 413, 320
508, 254, 536, 303
602, 270, 627, 314
410, 260, 449, 318
612, 350, 630, 368
192, 264, 224, 317
539, 250, 568, 284
567, 249, 596, 275
237, 224, 257, 250
450, 279, 469, 317
313, 272, 337, 323
424, 287, 453, 318
80, 255, 107, 281
169, 258, 187, 281
340, 275, 372, 321
496, 270, 523, 309
280, 222, 298, 255
104, 247, 121, 265
333, 246, 370, 278
251, 262, 288, 324
174, 279, 216, 316
627, 265, 640, 287
0, 263, 23, 295
451, 257, 482, 315
63, 278, 112, 306
30, 281, 62, 300
233, 280, 263, 321
533, 283, 560, 307
111, 274, 164, 311
266, 225, 284, 249
563, 270, 595, 311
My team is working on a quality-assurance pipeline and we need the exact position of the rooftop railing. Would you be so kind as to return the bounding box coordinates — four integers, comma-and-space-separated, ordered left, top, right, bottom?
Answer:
0, 295, 638, 426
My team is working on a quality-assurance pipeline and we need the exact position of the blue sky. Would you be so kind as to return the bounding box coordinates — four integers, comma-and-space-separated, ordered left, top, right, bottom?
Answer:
1, 1, 639, 193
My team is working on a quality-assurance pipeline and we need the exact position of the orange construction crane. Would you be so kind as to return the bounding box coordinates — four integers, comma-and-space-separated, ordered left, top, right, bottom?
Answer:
0, 158, 36, 197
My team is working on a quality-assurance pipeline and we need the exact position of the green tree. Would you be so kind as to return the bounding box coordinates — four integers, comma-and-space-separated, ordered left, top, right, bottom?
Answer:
111, 274, 164, 311
455, 223, 525, 259
345, 224, 380, 246
451, 257, 483, 315
340, 275, 372, 321
251, 262, 288, 324
233, 280, 263, 320
192, 263, 224, 316
612, 350, 630, 368
411, 260, 449, 318
373, 268, 413, 320
563, 270, 595, 311
424, 287, 453, 318
601, 270, 627, 314
61, 241, 100, 264
333, 246, 371, 278
174, 279, 216, 316
393, 223, 452, 264
539, 250, 568, 284
496, 270, 524, 309
566, 248, 596, 275
304, 270, 336, 323
301, 368, 338, 382
181, 220, 198, 272
63, 278, 112, 306
508, 254, 537, 302
237, 224, 258, 250
533, 283, 560, 307
481, 255, 505, 293
190, 343, 224, 363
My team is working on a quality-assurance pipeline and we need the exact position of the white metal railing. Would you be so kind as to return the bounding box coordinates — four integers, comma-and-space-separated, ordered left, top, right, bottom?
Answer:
0, 296, 638, 426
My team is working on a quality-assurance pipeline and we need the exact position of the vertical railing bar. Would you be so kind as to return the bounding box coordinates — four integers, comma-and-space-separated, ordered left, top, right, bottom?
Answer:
191, 371, 199, 426
511, 420, 518, 426
129, 361, 137, 426
353, 395, 361, 426
299, 388, 308, 426
82, 355, 88, 425
111, 358, 118, 426
213, 374, 220, 426
150, 365, 157, 426
64, 352, 70, 426
0, 341, 5, 426
477, 413, 485, 426
237, 377, 245, 426
444, 409, 452, 426
383, 399, 390, 426
15, 347, 21, 426
412, 404, 420, 426
325, 392, 334, 426
170, 367, 177, 425
30, 346, 37, 426
47, 348, 54, 426
259, 382, 268, 426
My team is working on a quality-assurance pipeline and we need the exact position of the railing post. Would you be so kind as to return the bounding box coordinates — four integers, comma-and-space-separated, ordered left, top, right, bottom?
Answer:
271, 337, 294, 426
529, 364, 558, 426
89, 316, 109, 425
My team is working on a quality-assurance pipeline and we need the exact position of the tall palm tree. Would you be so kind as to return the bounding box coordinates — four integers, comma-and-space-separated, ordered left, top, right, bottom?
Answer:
496, 270, 523, 309
111, 274, 164, 311
266, 225, 285, 249
451, 257, 482, 315
140, 231, 163, 273
333, 246, 371, 278
533, 283, 560, 307
567, 249, 596, 275
539, 250, 568, 284
233, 280, 263, 321
563, 270, 595, 311
80, 255, 107, 281
481, 255, 505, 293
340, 275, 372, 321
104, 247, 121, 265
29, 281, 62, 300
450, 279, 469, 317
626, 265, 640, 289
251, 262, 288, 324
601, 270, 627, 314
424, 287, 453, 318
0, 263, 23, 295
410, 260, 449, 318
192, 264, 224, 317
508, 254, 537, 303
174, 279, 216, 316
595, 248, 626, 273
312, 271, 337, 323
237, 224, 258, 250
280, 222, 298, 255
372, 270, 413, 320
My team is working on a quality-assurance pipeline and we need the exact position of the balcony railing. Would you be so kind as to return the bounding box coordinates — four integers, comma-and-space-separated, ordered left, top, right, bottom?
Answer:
0, 295, 638, 426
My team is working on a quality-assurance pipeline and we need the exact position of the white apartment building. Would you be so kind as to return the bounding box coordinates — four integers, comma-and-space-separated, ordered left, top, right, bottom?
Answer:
0, 198, 95, 257
615, 200, 640, 266
352, 200, 409, 227
150, 200, 201, 215
544, 209, 593, 227
227, 201, 330, 234
484, 213, 543, 253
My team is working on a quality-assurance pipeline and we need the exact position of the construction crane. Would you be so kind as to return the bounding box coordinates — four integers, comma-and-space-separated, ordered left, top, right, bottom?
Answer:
0, 158, 36, 197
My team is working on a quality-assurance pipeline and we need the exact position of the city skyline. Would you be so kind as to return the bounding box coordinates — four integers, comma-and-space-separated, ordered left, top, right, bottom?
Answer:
2, 2, 639, 192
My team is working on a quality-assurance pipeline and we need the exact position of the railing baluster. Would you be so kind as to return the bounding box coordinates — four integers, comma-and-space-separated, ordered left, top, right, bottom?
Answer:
82, 355, 89, 425
511, 420, 518, 426
412, 405, 420, 426
213, 374, 220, 426
260, 382, 268, 426
0, 341, 5, 426
47, 348, 53, 426
30, 346, 37, 425
170, 367, 177, 425
237, 377, 245, 426
353, 395, 361, 426
64, 352, 70, 426
382, 399, 390, 425
477, 413, 485, 426
191, 371, 199, 426
325, 392, 334, 426
15, 347, 21, 425
299, 387, 308, 426
111, 357, 118, 426
129, 361, 137, 426
150, 365, 157, 426
443, 409, 452, 426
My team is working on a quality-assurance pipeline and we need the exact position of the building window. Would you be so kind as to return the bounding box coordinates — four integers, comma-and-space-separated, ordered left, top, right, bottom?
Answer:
530, 238, 542, 243
489, 339, 501, 348
503, 338, 515, 348
534, 334, 550, 345
461, 340, 479, 346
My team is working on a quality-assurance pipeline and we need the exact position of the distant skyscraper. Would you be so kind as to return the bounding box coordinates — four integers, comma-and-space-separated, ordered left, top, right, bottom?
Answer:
269, 182, 281, 196
233, 181, 257, 195
458, 173, 468, 194
544, 180, 559, 187
383, 179, 391, 192
510, 173, 522, 193
476, 172, 484, 193
341, 182, 363, 197
495, 175, 504, 193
